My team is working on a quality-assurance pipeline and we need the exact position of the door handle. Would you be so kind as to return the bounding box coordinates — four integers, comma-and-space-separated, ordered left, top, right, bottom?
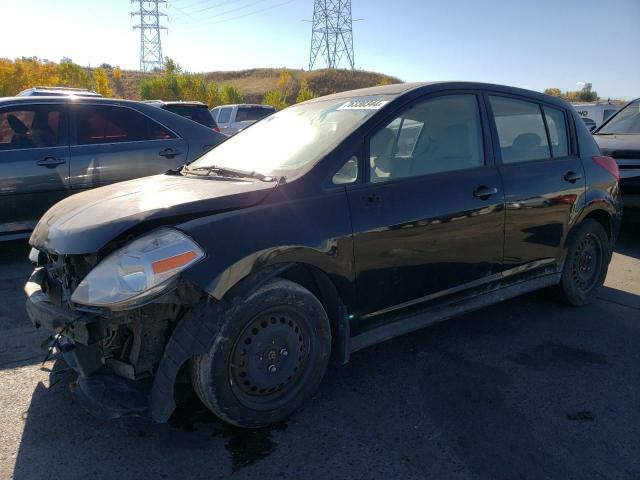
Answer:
563, 171, 582, 183
473, 186, 498, 199
159, 148, 183, 158
36, 156, 66, 167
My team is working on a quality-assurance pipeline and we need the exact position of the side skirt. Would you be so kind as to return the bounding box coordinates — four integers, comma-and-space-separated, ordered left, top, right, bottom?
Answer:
349, 272, 561, 353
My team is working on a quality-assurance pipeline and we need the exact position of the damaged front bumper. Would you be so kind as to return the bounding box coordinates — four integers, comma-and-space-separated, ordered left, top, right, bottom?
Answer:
24, 267, 187, 421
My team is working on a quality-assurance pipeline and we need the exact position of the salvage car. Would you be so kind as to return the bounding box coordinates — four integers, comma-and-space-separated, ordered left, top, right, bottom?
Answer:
592, 98, 640, 210
25, 82, 621, 428
0, 96, 224, 240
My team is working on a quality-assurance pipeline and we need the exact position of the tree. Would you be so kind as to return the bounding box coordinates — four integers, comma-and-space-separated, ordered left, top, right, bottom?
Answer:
264, 69, 299, 109
93, 67, 112, 97
544, 88, 562, 97
263, 89, 288, 110
221, 84, 244, 104
296, 78, 318, 103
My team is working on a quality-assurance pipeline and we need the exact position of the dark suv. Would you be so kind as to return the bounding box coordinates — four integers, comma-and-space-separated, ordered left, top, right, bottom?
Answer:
25, 82, 621, 428
0, 96, 223, 240
144, 100, 219, 132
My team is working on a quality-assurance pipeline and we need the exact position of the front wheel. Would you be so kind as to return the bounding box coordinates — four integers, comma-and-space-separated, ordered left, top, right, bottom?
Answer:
191, 278, 331, 428
555, 219, 611, 306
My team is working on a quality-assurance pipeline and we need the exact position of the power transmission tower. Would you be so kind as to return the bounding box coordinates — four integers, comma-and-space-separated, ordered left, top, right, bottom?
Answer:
131, 0, 167, 72
309, 0, 355, 70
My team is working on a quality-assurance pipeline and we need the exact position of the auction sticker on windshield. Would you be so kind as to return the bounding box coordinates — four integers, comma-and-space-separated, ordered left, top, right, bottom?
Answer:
337, 99, 390, 110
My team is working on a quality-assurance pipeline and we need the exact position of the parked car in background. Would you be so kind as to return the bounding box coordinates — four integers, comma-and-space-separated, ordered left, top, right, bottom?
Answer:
0, 96, 224, 241
572, 102, 620, 131
581, 117, 597, 131
17, 86, 102, 98
25, 82, 620, 429
143, 100, 220, 132
211, 103, 276, 136
593, 98, 640, 210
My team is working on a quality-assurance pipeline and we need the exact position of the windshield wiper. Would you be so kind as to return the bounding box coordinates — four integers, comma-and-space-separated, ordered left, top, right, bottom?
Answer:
182, 165, 277, 182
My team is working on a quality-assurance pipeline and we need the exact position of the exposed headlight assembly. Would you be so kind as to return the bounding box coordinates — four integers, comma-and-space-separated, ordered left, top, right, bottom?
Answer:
71, 228, 204, 309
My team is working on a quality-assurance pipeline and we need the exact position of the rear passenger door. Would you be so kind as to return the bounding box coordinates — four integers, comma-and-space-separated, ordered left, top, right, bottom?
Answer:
69, 103, 187, 189
348, 92, 505, 317
486, 94, 585, 271
0, 103, 69, 237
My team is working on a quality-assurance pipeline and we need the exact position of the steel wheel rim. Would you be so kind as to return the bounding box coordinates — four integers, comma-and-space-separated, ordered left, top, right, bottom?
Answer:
571, 233, 602, 292
229, 306, 311, 411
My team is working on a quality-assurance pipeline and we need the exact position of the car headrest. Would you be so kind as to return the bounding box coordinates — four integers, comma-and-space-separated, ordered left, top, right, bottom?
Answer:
7, 114, 28, 135
512, 133, 541, 150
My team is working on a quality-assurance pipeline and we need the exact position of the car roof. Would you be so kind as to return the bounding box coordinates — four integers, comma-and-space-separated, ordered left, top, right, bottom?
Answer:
144, 100, 207, 106
18, 86, 102, 96
213, 104, 275, 108
0, 96, 147, 106
303, 81, 573, 110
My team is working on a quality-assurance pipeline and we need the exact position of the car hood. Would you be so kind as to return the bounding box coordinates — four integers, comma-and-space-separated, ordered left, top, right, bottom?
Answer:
30, 174, 276, 254
593, 134, 640, 156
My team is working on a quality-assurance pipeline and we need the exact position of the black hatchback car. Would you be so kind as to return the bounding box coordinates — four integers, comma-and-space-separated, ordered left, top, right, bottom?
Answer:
25, 82, 621, 428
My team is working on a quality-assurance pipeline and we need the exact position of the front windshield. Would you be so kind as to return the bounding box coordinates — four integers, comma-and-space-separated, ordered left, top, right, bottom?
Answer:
189, 96, 391, 177
598, 100, 640, 134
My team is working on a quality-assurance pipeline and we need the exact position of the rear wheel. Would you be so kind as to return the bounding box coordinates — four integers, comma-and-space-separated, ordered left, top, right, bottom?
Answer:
191, 278, 331, 428
555, 219, 611, 306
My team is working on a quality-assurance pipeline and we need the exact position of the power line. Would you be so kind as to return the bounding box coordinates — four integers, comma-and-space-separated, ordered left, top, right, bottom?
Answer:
309, 0, 355, 70
132, 0, 168, 72
169, 0, 245, 18
171, 0, 294, 28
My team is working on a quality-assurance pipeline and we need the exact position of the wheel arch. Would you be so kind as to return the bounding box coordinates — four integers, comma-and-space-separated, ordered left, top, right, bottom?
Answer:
221, 261, 352, 366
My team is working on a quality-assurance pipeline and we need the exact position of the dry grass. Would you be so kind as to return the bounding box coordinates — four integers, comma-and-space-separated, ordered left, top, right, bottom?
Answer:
118, 67, 401, 103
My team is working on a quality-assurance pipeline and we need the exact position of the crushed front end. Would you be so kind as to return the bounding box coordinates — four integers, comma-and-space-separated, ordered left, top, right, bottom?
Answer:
24, 231, 206, 421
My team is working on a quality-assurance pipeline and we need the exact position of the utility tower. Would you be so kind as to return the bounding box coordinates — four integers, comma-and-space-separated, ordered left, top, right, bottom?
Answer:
131, 0, 167, 72
309, 0, 355, 70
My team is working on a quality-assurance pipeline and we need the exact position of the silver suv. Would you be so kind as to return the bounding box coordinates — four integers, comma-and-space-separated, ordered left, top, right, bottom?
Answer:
210, 104, 276, 136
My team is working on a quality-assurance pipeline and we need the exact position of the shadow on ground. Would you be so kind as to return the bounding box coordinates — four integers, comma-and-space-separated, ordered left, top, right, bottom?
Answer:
11, 287, 640, 480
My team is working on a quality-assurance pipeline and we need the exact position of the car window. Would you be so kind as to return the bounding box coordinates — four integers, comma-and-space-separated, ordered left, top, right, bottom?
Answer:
369, 94, 484, 182
236, 106, 275, 122
598, 99, 640, 134
162, 104, 216, 128
490, 96, 551, 163
543, 106, 569, 157
0, 104, 64, 151
217, 107, 232, 124
74, 105, 175, 145
333, 155, 359, 184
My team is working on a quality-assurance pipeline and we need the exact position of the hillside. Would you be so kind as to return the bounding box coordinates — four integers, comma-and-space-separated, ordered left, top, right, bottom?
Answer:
119, 67, 402, 104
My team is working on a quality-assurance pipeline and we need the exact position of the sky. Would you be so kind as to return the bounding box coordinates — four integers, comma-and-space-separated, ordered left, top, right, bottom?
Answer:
0, 0, 638, 99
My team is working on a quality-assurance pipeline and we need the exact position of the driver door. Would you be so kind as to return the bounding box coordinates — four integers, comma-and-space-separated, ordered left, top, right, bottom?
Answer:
347, 92, 505, 319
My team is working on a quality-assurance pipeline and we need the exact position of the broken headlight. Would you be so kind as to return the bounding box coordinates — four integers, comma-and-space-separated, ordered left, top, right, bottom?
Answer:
71, 228, 204, 309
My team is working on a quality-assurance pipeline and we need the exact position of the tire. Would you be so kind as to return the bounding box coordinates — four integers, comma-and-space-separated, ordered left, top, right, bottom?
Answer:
554, 219, 611, 306
191, 278, 331, 428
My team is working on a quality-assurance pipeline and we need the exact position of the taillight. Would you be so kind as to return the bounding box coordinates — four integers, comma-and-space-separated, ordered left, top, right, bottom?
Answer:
592, 156, 620, 181
213, 127, 221, 133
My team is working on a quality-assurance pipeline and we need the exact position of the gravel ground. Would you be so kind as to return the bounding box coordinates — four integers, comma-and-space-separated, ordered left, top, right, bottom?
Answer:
0, 219, 638, 480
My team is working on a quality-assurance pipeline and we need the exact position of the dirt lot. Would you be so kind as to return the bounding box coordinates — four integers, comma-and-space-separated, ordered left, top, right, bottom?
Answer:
1, 219, 638, 480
